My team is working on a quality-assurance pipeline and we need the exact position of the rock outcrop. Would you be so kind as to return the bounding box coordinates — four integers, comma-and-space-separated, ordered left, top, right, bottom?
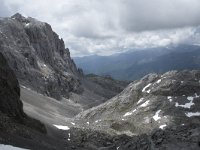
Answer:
64, 123, 200, 150
0, 13, 82, 100
0, 51, 46, 130
0, 52, 24, 119
0, 52, 60, 149
76, 70, 200, 136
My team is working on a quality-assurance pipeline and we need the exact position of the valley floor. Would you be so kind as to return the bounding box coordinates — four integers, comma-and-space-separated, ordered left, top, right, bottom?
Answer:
20, 85, 82, 128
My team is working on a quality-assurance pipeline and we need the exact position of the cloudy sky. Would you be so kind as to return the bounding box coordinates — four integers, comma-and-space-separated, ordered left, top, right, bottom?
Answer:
1, 0, 200, 57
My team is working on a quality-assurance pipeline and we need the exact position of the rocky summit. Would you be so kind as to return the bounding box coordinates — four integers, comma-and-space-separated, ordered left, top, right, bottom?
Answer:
0, 13, 82, 100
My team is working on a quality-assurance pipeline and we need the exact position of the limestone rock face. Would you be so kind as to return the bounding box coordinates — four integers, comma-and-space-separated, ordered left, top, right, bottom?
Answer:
0, 52, 23, 118
76, 70, 200, 136
0, 52, 46, 134
0, 13, 82, 100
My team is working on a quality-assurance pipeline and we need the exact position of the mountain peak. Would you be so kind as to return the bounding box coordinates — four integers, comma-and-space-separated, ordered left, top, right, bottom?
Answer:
11, 13, 27, 21
0, 14, 81, 100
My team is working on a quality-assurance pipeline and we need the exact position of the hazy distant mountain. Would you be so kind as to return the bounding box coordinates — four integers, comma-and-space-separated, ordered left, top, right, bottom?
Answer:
74, 44, 200, 81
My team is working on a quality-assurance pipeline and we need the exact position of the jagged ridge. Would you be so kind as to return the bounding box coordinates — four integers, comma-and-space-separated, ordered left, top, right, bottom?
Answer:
0, 13, 82, 100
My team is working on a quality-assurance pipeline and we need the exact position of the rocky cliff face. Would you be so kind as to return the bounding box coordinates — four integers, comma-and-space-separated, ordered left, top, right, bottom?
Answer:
0, 13, 82, 100
76, 70, 200, 136
0, 13, 124, 108
0, 52, 24, 119
0, 52, 57, 149
0, 51, 46, 131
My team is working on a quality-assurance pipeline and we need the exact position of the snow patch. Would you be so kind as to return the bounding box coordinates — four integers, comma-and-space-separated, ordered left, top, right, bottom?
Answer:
53, 125, 70, 130
95, 120, 101, 123
68, 133, 71, 141
71, 122, 75, 125
142, 83, 152, 93
185, 112, 200, 117
167, 96, 173, 102
137, 98, 144, 104
139, 100, 150, 107
117, 146, 120, 150
175, 96, 195, 109
156, 79, 162, 84
87, 122, 90, 125
0, 144, 29, 150
25, 23, 30, 27
159, 124, 167, 129
194, 93, 200, 98
167, 96, 172, 99
153, 110, 161, 121
146, 89, 151, 93
20, 85, 31, 91
187, 96, 194, 101
123, 109, 137, 117
175, 102, 194, 109
124, 112, 132, 117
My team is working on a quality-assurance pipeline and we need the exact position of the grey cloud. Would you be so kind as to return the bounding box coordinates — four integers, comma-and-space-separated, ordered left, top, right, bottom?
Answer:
119, 0, 200, 32
0, 0, 12, 17
1, 0, 200, 56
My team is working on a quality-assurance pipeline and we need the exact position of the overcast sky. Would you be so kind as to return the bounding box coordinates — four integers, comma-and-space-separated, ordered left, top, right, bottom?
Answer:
1, 0, 200, 57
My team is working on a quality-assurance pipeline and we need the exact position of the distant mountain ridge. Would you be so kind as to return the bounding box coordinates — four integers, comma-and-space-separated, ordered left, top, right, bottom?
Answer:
74, 44, 200, 80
